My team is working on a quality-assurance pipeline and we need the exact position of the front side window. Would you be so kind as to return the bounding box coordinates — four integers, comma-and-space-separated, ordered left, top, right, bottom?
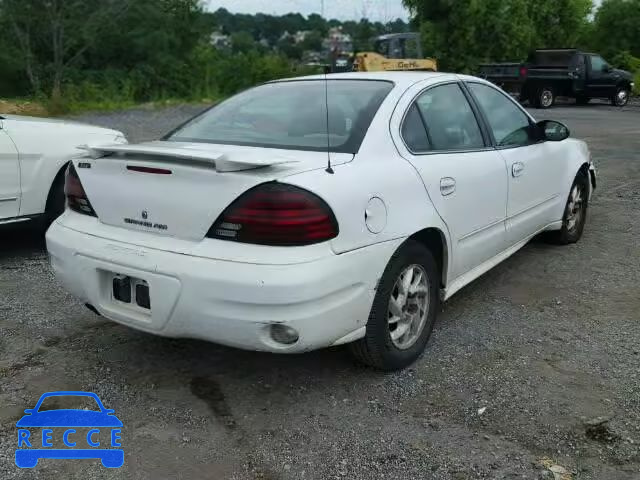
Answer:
414, 83, 485, 152
468, 83, 534, 147
590, 55, 608, 73
168, 80, 394, 154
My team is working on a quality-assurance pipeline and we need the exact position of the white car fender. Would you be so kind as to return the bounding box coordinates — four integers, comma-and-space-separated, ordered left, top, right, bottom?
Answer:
3, 117, 125, 217
551, 138, 593, 221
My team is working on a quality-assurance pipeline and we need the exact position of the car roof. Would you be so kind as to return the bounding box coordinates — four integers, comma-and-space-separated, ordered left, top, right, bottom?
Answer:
275, 71, 459, 89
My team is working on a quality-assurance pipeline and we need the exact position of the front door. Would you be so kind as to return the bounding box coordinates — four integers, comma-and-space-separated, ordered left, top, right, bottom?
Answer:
586, 55, 616, 97
0, 128, 20, 219
396, 82, 509, 280
466, 82, 564, 245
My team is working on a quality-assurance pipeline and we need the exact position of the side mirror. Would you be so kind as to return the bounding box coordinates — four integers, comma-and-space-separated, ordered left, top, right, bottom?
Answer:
537, 120, 570, 142
602, 64, 612, 73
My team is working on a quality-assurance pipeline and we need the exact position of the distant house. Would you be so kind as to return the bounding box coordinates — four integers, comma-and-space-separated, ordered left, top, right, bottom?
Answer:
294, 30, 312, 44
279, 30, 294, 42
322, 27, 353, 56
210, 31, 231, 50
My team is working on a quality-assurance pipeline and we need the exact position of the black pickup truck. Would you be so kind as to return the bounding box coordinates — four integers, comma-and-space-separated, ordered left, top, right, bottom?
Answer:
479, 49, 635, 108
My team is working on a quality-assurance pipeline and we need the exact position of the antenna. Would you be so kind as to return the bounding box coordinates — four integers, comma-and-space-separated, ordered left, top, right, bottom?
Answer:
323, 65, 334, 174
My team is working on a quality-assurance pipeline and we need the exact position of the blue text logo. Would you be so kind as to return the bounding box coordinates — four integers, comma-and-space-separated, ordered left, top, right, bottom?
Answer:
15, 391, 123, 468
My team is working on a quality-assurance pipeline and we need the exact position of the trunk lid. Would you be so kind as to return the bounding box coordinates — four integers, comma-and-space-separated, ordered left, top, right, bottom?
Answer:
75, 141, 352, 241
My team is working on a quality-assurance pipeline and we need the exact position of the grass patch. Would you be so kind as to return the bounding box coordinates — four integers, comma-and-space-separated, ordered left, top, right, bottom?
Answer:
0, 99, 49, 116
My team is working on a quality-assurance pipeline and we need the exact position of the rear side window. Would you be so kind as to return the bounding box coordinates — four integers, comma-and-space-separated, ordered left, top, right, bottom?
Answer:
401, 104, 431, 152
168, 80, 394, 154
415, 83, 485, 152
468, 83, 533, 147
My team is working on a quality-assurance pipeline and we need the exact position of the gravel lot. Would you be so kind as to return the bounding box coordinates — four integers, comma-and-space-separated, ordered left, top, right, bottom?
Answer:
1, 102, 639, 480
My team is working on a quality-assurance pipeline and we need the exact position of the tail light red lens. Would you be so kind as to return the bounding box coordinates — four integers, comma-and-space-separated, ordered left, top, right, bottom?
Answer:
520, 66, 528, 78
207, 183, 339, 246
64, 163, 97, 217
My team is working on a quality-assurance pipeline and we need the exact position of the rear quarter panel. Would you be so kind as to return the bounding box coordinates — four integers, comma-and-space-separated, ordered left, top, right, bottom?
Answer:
286, 79, 452, 280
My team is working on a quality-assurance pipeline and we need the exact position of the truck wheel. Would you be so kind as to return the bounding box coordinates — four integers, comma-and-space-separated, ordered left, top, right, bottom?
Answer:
612, 87, 630, 107
536, 86, 555, 109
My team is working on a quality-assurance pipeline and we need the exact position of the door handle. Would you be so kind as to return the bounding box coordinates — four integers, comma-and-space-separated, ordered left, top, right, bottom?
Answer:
512, 162, 525, 177
440, 177, 456, 196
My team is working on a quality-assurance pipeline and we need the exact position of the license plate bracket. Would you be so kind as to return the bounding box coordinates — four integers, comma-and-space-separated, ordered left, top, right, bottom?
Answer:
112, 275, 150, 310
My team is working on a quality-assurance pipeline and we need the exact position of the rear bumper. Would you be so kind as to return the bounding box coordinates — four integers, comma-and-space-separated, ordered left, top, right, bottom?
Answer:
46, 220, 402, 353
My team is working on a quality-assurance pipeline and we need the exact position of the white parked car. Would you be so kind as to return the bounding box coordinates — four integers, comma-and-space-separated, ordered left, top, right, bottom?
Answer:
46, 72, 596, 370
0, 115, 126, 226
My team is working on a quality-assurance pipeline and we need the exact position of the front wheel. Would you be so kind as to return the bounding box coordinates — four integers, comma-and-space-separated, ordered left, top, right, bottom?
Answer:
548, 171, 590, 245
612, 87, 630, 107
349, 240, 440, 371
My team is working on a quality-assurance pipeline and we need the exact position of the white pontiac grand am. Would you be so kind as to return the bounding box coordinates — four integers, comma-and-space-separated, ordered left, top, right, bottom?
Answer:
46, 72, 596, 370
0, 114, 126, 226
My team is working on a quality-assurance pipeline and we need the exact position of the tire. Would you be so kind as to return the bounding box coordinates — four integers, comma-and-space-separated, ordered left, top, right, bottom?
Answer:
576, 95, 590, 105
611, 87, 630, 107
548, 170, 589, 245
44, 166, 67, 226
535, 85, 555, 109
349, 240, 440, 371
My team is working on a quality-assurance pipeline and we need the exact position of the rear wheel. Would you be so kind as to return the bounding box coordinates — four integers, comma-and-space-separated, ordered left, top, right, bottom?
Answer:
535, 85, 555, 109
349, 240, 439, 371
611, 87, 630, 107
548, 171, 589, 245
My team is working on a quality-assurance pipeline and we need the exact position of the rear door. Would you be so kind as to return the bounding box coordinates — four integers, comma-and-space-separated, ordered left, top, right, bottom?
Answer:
395, 81, 509, 280
0, 126, 20, 219
466, 81, 564, 245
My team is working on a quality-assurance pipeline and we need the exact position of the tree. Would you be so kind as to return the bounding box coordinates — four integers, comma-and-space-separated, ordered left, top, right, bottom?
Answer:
403, 0, 592, 71
2, 0, 134, 100
300, 31, 323, 52
592, 0, 640, 58
231, 31, 256, 54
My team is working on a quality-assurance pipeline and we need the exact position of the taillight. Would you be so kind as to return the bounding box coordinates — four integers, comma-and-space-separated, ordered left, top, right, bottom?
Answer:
520, 66, 528, 78
207, 183, 338, 246
64, 163, 96, 217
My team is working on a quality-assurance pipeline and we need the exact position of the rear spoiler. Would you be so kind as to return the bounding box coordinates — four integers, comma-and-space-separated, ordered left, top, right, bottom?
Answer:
80, 142, 299, 173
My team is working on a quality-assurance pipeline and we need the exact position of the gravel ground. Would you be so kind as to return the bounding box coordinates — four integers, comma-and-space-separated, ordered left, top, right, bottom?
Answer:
1, 102, 639, 480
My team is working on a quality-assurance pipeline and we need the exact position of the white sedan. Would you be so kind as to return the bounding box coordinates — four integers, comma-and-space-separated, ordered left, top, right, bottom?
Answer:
0, 115, 125, 226
46, 72, 596, 370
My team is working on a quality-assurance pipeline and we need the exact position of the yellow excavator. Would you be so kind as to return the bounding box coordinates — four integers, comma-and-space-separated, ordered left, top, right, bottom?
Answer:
351, 33, 437, 73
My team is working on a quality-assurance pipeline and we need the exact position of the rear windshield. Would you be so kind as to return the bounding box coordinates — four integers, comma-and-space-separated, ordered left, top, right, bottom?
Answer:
167, 80, 394, 154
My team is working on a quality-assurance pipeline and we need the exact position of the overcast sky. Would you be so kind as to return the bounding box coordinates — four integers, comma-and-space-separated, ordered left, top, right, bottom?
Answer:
206, 0, 410, 22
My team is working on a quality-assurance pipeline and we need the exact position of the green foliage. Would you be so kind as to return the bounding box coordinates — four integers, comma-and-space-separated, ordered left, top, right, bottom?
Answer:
610, 51, 640, 73
0, 0, 320, 112
592, 0, 640, 59
403, 0, 593, 71
634, 72, 640, 95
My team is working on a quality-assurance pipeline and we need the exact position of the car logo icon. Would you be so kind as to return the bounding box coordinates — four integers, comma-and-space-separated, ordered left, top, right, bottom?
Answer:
141, 210, 148, 220
15, 391, 123, 469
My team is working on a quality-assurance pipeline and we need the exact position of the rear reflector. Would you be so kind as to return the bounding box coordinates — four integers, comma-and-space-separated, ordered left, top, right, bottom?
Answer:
65, 163, 97, 217
127, 166, 172, 175
207, 183, 338, 246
